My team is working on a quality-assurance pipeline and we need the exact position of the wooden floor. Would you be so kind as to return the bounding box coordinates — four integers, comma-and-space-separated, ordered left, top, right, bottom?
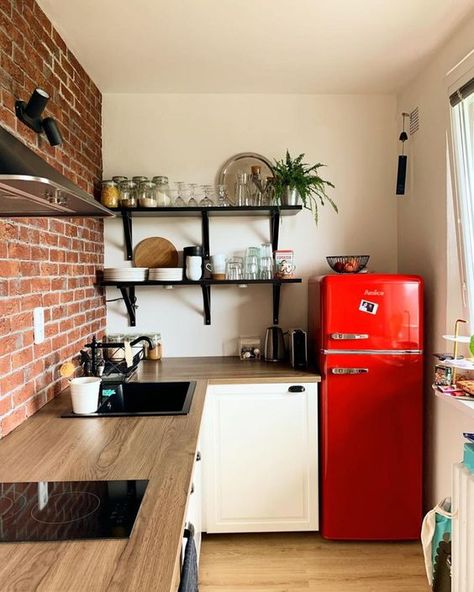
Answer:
199, 533, 430, 592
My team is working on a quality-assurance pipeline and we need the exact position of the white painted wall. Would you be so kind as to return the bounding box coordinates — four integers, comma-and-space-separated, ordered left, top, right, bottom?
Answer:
397, 14, 474, 506
102, 94, 397, 356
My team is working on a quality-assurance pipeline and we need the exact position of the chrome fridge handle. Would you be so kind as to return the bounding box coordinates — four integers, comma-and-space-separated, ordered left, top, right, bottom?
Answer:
331, 368, 369, 375
331, 333, 369, 340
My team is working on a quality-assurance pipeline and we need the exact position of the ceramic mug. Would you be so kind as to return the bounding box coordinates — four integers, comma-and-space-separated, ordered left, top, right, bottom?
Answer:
186, 255, 202, 281
205, 253, 226, 274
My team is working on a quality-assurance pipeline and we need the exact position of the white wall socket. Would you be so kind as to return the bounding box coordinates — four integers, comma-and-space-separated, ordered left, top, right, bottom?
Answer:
33, 307, 45, 344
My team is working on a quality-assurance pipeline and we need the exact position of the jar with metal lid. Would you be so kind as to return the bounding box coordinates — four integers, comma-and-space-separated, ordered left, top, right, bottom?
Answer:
132, 176, 148, 184
152, 176, 171, 206
144, 333, 162, 360
119, 180, 137, 208
101, 180, 119, 208
112, 176, 128, 184
137, 181, 157, 208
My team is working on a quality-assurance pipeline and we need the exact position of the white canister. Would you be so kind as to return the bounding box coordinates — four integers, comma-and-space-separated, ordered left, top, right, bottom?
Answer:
186, 255, 203, 281
70, 377, 101, 414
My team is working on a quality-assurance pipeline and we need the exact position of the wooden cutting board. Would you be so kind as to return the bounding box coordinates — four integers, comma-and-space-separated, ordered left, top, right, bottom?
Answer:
134, 237, 179, 268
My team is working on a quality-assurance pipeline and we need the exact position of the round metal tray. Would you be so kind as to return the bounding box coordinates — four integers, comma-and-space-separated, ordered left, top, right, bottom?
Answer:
216, 152, 274, 205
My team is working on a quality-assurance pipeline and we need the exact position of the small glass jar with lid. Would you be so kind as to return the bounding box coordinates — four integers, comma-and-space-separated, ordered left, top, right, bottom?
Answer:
137, 181, 157, 208
119, 180, 137, 208
144, 333, 162, 360
152, 176, 171, 206
112, 176, 128, 185
132, 176, 148, 185
101, 180, 120, 208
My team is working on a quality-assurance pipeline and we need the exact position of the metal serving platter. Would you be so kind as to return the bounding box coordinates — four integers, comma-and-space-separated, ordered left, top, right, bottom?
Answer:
216, 152, 274, 205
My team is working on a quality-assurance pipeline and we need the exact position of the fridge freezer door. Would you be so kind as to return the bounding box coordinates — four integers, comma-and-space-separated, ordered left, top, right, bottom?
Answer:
320, 274, 423, 351
320, 352, 423, 540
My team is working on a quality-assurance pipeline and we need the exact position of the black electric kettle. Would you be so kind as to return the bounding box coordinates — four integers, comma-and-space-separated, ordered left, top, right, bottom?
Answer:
264, 326, 286, 362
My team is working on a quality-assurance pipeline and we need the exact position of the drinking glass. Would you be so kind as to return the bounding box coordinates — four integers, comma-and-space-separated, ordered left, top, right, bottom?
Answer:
226, 257, 243, 280
174, 182, 186, 207
260, 242, 273, 258
199, 185, 214, 207
188, 183, 199, 207
245, 255, 259, 280
260, 256, 274, 280
246, 247, 260, 259
216, 184, 231, 207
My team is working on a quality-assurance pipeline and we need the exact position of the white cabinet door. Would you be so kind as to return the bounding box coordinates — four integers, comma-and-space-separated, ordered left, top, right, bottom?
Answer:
202, 382, 318, 533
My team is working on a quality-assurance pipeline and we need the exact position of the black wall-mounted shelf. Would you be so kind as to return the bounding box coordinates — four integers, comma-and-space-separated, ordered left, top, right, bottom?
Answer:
105, 205, 303, 326
110, 206, 302, 260
102, 278, 302, 327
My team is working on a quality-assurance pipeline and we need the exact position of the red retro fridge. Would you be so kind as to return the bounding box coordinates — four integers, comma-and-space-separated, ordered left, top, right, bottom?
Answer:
308, 274, 423, 540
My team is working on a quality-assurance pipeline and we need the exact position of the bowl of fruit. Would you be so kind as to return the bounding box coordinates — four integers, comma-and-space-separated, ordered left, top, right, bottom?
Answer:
326, 255, 370, 274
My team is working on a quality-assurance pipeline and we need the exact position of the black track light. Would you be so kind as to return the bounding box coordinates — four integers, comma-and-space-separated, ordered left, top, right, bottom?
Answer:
24, 88, 49, 120
15, 87, 63, 147
42, 117, 63, 147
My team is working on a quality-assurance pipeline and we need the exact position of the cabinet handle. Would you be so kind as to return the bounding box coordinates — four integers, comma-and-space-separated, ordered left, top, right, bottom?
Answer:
196, 451, 201, 462
288, 385, 305, 393
331, 368, 369, 375
190, 483, 195, 495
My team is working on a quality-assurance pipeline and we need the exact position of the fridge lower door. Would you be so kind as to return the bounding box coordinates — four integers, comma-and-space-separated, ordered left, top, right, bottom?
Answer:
320, 352, 423, 540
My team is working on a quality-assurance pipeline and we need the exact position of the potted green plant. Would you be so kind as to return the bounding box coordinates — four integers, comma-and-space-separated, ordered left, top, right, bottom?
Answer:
272, 150, 337, 223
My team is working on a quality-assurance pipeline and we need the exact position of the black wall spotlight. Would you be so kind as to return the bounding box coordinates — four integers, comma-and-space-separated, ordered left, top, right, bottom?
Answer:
15, 88, 63, 147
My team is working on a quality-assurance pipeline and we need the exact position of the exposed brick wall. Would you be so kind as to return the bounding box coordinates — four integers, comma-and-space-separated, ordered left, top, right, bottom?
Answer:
0, 0, 106, 437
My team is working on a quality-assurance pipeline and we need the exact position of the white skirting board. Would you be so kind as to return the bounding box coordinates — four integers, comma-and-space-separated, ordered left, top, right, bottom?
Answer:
452, 463, 474, 591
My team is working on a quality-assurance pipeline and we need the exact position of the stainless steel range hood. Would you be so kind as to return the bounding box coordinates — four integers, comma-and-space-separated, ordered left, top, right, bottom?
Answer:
0, 126, 113, 217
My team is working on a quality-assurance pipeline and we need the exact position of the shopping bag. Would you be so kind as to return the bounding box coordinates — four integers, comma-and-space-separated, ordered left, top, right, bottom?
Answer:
421, 498, 453, 589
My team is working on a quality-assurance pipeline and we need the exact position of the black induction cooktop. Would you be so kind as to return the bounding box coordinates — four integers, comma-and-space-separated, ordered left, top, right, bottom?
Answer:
0, 479, 148, 543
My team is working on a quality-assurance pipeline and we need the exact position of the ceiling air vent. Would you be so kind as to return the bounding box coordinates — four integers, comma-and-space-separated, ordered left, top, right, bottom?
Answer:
409, 107, 419, 135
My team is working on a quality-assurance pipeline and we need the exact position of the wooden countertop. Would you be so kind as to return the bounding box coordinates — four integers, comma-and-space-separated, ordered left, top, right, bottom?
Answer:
0, 357, 320, 592
134, 356, 321, 384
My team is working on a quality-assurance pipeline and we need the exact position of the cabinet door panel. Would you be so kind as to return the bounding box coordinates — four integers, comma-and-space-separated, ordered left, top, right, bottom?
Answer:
203, 383, 318, 533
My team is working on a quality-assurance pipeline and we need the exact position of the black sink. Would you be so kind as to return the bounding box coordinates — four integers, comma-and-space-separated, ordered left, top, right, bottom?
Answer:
63, 381, 196, 417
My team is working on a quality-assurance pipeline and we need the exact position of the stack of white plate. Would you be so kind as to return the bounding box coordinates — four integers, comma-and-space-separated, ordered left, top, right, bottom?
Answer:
148, 267, 183, 281
103, 268, 148, 282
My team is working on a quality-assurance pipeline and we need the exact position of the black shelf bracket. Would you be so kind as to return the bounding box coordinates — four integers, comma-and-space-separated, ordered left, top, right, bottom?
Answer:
201, 283, 211, 325
119, 285, 137, 326
272, 283, 281, 325
121, 210, 133, 261
104, 279, 301, 327
201, 210, 210, 259
270, 210, 280, 252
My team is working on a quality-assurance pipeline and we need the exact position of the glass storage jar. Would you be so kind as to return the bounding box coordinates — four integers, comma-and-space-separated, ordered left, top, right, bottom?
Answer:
152, 176, 171, 206
112, 176, 128, 184
137, 181, 157, 208
144, 334, 162, 360
101, 180, 119, 208
132, 176, 148, 184
119, 180, 137, 208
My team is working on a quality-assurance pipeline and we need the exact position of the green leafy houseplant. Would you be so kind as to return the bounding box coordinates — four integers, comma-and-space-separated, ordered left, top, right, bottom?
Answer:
273, 151, 337, 224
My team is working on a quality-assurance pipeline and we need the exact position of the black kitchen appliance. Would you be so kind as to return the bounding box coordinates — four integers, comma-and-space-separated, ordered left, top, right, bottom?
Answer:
0, 479, 148, 542
289, 329, 308, 369
264, 326, 286, 362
